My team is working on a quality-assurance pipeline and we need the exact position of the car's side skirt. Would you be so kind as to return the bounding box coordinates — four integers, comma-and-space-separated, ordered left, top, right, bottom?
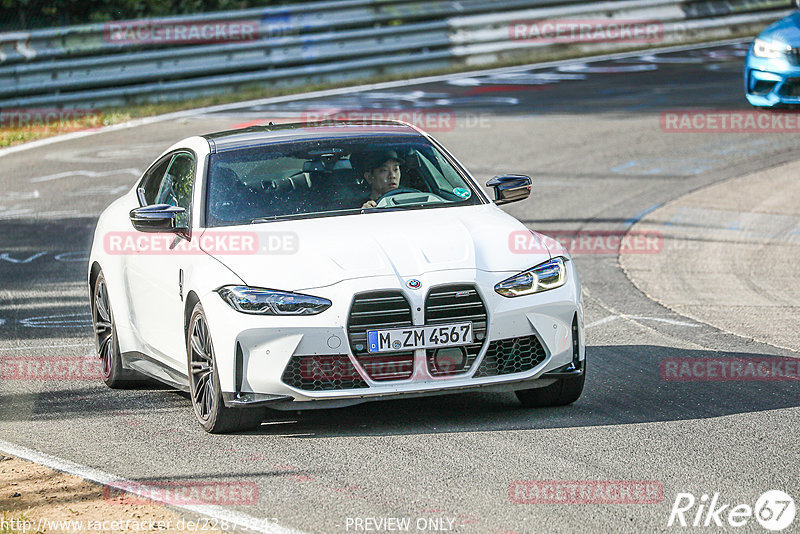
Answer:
121, 351, 190, 392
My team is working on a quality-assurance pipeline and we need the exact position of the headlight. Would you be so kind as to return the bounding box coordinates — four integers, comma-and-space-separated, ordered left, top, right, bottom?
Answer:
217, 286, 331, 315
753, 38, 787, 59
495, 257, 567, 298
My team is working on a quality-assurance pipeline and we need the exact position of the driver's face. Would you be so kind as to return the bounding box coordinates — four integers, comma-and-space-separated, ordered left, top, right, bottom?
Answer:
365, 159, 401, 196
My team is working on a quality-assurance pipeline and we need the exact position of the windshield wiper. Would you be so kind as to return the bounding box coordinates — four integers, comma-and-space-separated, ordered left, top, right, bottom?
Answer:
249, 202, 448, 223
251, 208, 363, 224
361, 202, 441, 214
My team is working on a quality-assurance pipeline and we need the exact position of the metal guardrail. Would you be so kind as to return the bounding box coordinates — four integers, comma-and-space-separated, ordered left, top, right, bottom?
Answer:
0, 0, 793, 109
0, 0, 588, 65
449, 0, 791, 57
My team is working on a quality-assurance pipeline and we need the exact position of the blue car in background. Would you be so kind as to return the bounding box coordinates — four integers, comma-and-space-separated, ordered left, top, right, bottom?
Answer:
745, 6, 800, 107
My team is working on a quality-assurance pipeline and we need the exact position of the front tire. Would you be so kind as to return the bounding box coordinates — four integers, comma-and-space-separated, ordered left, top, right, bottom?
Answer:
92, 271, 140, 388
515, 364, 585, 408
187, 303, 264, 433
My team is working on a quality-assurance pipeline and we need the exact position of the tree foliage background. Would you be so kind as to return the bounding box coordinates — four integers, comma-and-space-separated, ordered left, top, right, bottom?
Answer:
0, 0, 299, 31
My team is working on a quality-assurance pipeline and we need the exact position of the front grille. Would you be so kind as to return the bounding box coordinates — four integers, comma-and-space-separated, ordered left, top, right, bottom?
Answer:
347, 291, 414, 381
281, 354, 368, 391
424, 285, 488, 376
786, 48, 800, 65
473, 335, 546, 377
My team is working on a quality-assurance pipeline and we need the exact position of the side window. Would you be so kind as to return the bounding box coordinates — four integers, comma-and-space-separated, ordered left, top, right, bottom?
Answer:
139, 157, 171, 205
155, 153, 196, 211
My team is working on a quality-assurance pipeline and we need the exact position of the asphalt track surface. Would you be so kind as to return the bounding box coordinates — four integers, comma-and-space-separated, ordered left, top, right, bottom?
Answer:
0, 41, 798, 533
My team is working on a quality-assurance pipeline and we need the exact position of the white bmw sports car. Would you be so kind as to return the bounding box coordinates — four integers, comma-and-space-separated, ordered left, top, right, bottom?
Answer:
88, 120, 585, 433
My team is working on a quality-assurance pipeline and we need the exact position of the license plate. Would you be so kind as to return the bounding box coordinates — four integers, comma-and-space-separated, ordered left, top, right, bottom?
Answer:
367, 322, 473, 353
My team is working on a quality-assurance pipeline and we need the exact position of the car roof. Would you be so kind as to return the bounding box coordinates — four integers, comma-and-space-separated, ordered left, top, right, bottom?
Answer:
203, 120, 425, 153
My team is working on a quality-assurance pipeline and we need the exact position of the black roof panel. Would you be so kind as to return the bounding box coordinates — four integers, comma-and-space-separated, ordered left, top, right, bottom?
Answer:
203, 120, 423, 152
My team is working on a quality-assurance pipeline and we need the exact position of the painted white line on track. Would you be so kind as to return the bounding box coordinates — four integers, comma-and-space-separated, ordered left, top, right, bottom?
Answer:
0, 38, 751, 160
19, 313, 92, 328
30, 168, 141, 183
0, 342, 94, 352
0, 439, 307, 534
0, 252, 47, 264
627, 315, 701, 327
587, 314, 701, 329
0, 190, 40, 201
586, 316, 620, 329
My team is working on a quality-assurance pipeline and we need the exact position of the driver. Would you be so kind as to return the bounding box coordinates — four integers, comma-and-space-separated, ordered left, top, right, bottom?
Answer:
355, 149, 402, 209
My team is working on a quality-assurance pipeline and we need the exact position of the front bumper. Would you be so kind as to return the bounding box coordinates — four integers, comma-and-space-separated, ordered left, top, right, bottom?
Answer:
201, 266, 584, 409
745, 52, 800, 107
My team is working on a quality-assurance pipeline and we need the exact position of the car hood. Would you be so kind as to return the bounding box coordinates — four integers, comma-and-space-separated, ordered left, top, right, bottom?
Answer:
201, 204, 552, 291
759, 12, 800, 45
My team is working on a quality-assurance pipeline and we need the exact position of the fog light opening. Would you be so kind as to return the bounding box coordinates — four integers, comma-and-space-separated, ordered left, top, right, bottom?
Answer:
433, 346, 467, 374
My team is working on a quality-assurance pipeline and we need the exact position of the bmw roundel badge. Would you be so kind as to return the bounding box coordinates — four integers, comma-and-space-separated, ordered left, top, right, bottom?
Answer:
407, 279, 421, 290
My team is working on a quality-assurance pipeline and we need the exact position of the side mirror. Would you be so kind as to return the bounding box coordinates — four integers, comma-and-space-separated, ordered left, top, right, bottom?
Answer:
486, 175, 532, 205
129, 204, 188, 236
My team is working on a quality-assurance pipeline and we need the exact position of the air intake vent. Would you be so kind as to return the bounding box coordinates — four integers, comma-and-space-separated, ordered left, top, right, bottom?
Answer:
281, 354, 368, 391
474, 335, 546, 377
347, 291, 414, 381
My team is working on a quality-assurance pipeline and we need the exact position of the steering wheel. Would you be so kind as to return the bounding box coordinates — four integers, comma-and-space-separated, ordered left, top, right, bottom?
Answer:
375, 187, 420, 204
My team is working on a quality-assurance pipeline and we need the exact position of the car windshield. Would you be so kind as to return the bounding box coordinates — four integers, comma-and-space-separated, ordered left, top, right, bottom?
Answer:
205, 134, 483, 226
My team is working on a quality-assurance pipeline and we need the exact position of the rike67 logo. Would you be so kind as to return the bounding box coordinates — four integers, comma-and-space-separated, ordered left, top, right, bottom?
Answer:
668, 490, 795, 531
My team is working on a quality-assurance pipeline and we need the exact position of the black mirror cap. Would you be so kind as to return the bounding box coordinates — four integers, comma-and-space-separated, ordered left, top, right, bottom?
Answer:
486, 174, 532, 205
129, 204, 189, 235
